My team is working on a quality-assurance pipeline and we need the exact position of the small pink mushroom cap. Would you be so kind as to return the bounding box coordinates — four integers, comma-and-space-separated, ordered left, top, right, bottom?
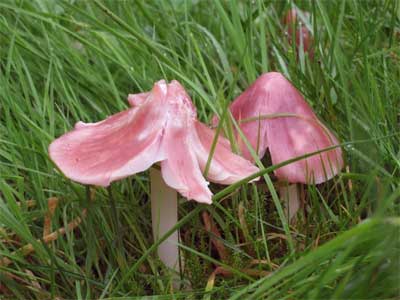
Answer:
49, 80, 259, 204
214, 72, 343, 184
283, 8, 313, 58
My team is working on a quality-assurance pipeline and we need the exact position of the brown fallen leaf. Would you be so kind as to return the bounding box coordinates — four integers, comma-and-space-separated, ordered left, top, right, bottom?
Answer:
202, 211, 228, 261
0, 209, 87, 267
238, 202, 256, 256
207, 265, 270, 289
43, 197, 59, 238
250, 259, 279, 270
24, 269, 41, 290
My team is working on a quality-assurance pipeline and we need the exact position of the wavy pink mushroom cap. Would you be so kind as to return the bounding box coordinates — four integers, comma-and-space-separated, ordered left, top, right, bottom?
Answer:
215, 72, 343, 184
49, 80, 259, 204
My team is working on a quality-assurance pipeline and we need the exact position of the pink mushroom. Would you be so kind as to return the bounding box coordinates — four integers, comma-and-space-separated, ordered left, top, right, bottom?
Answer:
283, 8, 313, 59
214, 72, 343, 220
49, 80, 259, 272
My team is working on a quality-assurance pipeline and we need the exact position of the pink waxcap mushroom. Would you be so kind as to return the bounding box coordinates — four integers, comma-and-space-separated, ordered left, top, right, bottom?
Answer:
214, 72, 343, 184
49, 80, 259, 204
283, 8, 313, 58
127, 92, 150, 107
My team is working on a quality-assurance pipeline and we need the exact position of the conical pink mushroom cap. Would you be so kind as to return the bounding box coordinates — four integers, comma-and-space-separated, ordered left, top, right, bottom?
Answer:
49, 80, 259, 204
218, 72, 343, 184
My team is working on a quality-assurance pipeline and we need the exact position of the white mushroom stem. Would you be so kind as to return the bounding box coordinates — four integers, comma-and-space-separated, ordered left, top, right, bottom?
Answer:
150, 167, 180, 271
279, 183, 301, 222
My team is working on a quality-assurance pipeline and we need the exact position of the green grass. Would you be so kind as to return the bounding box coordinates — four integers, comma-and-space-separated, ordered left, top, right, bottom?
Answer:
0, 0, 399, 299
